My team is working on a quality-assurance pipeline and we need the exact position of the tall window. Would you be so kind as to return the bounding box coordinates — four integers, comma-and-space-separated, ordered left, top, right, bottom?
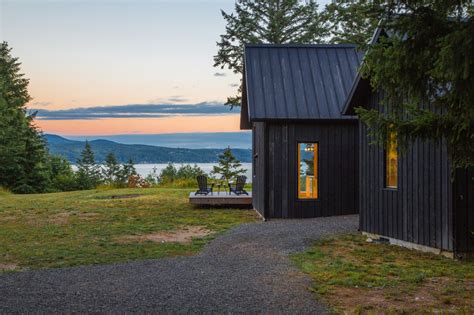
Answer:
298, 143, 318, 199
385, 131, 398, 188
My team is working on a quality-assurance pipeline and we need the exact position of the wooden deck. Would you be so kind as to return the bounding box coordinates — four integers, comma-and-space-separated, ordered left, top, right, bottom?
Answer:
189, 192, 252, 206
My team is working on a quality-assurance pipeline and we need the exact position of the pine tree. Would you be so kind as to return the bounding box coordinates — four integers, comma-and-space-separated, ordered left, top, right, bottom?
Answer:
75, 141, 101, 189
0, 41, 50, 193
116, 158, 136, 187
47, 155, 76, 192
212, 147, 246, 183
214, 0, 328, 107
322, 1, 382, 46
102, 152, 121, 186
356, 1, 474, 169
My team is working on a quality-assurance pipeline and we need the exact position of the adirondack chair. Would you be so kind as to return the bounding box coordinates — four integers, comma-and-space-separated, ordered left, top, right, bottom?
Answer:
195, 175, 213, 195
229, 176, 248, 195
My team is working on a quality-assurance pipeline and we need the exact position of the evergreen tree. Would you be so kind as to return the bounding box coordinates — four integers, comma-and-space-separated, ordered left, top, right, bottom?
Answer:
158, 162, 178, 184
0, 42, 50, 193
116, 158, 136, 187
75, 141, 101, 189
214, 0, 328, 107
356, 1, 474, 169
102, 152, 121, 185
47, 155, 76, 192
212, 147, 246, 183
322, 1, 381, 46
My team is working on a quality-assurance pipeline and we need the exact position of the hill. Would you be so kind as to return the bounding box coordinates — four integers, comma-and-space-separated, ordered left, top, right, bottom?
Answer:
66, 132, 251, 149
44, 134, 252, 164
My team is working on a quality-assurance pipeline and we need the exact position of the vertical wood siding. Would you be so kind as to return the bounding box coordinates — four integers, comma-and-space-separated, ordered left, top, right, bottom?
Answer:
262, 121, 359, 218
252, 122, 266, 217
453, 168, 474, 253
359, 91, 457, 251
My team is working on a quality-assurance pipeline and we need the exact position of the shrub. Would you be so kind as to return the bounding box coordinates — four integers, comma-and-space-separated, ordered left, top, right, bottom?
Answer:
0, 187, 11, 196
157, 163, 205, 185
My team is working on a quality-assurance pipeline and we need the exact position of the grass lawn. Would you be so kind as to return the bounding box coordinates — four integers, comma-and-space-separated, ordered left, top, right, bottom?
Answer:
292, 234, 474, 314
0, 188, 258, 272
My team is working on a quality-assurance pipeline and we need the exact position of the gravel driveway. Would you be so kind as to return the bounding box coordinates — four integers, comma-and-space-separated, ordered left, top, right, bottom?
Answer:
0, 215, 358, 314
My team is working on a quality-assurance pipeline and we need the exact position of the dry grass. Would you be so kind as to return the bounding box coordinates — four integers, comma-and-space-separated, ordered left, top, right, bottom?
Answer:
292, 234, 474, 314
0, 188, 258, 271
115, 226, 212, 244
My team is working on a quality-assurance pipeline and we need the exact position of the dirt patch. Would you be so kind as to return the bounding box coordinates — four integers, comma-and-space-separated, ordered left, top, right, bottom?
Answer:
323, 277, 474, 313
115, 226, 212, 244
0, 215, 17, 223
49, 212, 70, 225
0, 263, 18, 271
101, 194, 141, 200
77, 212, 100, 220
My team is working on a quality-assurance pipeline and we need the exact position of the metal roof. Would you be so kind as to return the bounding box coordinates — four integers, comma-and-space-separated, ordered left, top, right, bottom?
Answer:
243, 44, 363, 121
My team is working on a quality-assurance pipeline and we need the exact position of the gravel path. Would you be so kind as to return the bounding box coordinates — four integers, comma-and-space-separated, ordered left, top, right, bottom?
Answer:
0, 215, 358, 314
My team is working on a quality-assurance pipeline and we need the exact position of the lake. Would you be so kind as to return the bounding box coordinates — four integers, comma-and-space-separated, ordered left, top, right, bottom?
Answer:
73, 163, 253, 183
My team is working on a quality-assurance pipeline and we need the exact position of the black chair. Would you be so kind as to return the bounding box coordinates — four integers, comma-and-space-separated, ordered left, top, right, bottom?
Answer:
196, 175, 213, 195
229, 176, 248, 195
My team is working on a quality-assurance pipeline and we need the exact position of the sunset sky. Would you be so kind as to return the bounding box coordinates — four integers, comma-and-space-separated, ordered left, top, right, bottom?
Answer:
1, 0, 330, 136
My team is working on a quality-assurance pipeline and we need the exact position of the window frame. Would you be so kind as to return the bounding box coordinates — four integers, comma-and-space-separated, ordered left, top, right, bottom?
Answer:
297, 141, 319, 200
384, 132, 398, 189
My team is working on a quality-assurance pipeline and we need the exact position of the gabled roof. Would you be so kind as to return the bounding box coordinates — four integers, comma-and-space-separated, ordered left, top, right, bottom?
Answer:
241, 44, 363, 127
342, 27, 383, 115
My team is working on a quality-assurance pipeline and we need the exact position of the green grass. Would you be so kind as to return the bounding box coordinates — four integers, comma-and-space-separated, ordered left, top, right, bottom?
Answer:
292, 234, 474, 313
0, 188, 258, 271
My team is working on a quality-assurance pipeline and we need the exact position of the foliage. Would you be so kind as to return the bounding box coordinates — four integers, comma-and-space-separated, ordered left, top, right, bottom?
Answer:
321, 0, 381, 46
46, 155, 76, 192
102, 152, 121, 186
214, 0, 328, 106
0, 188, 258, 270
157, 163, 205, 185
356, 1, 474, 169
115, 158, 136, 187
292, 234, 474, 313
0, 41, 51, 193
75, 141, 102, 190
212, 147, 246, 183
0, 187, 11, 196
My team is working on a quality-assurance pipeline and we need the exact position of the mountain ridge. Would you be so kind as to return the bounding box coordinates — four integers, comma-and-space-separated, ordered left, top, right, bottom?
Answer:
44, 134, 252, 164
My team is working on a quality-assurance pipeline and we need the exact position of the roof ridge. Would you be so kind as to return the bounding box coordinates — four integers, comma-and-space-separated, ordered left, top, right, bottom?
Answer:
244, 43, 358, 49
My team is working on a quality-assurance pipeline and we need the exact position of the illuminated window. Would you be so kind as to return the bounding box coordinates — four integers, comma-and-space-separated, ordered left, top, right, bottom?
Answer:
385, 131, 398, 188
298, 143, 318, 199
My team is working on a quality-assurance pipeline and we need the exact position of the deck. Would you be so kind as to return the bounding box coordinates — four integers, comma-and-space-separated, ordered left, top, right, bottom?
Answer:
189, 192, 252, 206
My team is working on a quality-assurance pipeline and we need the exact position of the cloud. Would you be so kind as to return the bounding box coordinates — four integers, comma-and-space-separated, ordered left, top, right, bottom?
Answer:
32, 101, 52, 107
229, 83, 239, 87
213, 72, 226, 77
33, 102, 239, 120
148, 95, 189, 104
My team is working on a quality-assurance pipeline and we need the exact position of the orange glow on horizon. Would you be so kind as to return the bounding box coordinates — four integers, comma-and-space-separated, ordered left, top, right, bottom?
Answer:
35, 115, 241, 136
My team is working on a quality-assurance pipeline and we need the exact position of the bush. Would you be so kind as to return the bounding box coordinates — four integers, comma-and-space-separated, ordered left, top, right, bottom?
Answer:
156, 163, 205, 185
0, 187, 11, 196
12, 184, 37, 194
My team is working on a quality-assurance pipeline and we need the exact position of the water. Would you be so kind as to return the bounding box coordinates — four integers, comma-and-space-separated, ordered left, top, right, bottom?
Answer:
72, 163, 253, 183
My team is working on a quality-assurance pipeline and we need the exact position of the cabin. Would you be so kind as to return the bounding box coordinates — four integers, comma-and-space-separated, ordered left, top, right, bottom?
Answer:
342, 29, 474, 258
240, 44, 363, 219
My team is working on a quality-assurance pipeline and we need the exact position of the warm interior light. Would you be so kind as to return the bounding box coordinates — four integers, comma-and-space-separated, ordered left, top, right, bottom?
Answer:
298, 143, 318, 199
385, 131, 398, 188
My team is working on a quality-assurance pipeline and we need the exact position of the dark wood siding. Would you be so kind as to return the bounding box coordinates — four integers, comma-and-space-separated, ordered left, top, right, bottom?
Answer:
453, 168, 474, 254
252, 122, 266, 217
359, 90, 457, 251
263, 121, 359, 218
